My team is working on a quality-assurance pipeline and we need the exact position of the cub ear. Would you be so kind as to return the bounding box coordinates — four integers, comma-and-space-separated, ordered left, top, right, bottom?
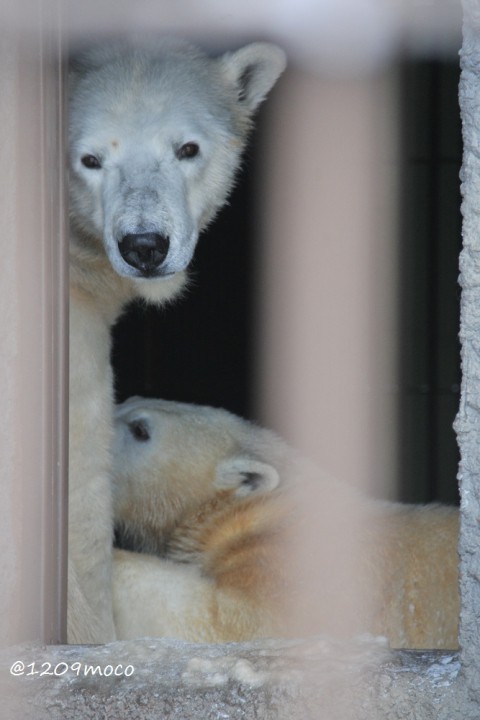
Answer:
214, 457, 280, 498
220, 42, 287, 113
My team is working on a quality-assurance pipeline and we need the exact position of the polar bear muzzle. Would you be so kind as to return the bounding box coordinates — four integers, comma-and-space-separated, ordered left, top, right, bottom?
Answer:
118, 232, 170, 277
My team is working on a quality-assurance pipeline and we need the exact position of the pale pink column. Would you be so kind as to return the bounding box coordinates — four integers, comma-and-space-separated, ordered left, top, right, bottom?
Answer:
0, 28, 68, 646
255, 68, 399, 635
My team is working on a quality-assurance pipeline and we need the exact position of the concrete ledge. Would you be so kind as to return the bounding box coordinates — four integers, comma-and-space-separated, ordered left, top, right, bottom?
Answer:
0, 637, 472, 720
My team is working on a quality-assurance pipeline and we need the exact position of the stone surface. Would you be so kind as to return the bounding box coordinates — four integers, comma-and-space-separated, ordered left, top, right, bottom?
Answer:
0, 637, 474, 720
456, 0, 480, 711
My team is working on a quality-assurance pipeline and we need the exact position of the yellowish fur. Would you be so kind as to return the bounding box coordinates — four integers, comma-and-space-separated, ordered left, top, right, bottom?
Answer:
112, 398, 459, 648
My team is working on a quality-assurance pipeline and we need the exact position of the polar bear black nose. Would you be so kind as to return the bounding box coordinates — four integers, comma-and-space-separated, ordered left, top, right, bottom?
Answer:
118, 232, 170, 276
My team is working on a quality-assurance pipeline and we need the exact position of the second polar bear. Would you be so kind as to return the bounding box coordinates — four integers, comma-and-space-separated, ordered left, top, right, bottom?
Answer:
111, 397, 459, 649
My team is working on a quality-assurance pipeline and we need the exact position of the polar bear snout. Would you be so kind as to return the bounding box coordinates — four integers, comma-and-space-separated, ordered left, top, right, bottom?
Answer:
118, 232, 170, 277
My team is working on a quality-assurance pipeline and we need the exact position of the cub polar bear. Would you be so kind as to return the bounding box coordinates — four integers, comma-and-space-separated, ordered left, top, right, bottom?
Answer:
112, 397, 459, 649
68, 39, 286, 642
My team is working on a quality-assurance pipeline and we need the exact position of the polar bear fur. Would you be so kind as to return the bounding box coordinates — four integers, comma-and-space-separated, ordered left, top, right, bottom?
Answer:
67, 39, 286, 642
111, 397, 459, 649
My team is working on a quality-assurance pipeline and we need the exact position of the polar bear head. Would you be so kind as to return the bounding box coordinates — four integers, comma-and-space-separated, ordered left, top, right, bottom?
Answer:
112, 396, 290, 555
69, 39, 286, 301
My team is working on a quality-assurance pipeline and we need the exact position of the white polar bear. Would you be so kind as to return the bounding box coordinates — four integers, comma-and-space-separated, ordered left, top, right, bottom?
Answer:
111, 397, 459, 649
67, 39, 286, 642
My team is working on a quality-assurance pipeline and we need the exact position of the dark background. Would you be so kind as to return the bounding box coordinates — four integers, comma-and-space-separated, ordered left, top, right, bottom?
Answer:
397, 59, 461, 504
112, 57, 462, 505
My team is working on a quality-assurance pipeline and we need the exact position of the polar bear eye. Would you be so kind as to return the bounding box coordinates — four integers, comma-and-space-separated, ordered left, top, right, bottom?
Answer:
128, 419, 151, 442
81, 154, 102, 169
176, 142, 199, 160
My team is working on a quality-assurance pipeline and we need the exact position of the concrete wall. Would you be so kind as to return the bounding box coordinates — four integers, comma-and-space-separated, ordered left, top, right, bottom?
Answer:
455, 0, 480, 708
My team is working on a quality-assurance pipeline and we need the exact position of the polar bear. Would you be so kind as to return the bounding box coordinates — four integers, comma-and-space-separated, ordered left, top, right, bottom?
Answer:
111, 397, 459, 649
67, 39, 286, 642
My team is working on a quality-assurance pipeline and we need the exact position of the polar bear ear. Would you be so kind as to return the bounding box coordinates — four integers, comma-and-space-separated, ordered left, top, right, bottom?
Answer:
214, 456, 280, 498
221, 42, 287, 113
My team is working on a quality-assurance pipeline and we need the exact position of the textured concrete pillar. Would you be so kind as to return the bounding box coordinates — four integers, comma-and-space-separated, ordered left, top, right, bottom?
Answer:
455, 0, 480, 705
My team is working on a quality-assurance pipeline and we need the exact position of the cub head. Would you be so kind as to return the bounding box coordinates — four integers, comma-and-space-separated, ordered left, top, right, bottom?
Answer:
69, 38, 286, 302
112, 396, 286, 554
